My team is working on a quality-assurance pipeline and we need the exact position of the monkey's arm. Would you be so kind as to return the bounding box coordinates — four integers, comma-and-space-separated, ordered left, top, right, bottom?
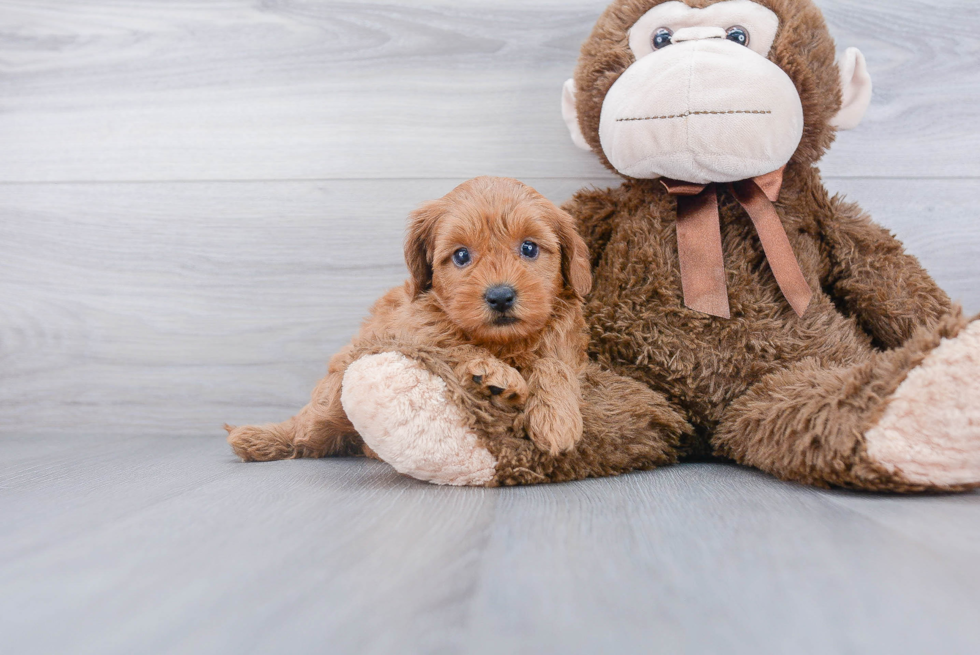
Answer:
340, 340, 692, 486
818, 196, 951, 349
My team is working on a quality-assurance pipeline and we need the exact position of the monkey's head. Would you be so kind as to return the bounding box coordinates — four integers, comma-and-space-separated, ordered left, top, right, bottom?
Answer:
561, 0, 872, 184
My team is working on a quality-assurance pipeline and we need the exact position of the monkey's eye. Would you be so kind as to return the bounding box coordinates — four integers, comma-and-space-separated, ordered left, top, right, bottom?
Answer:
520, 241, 539, 260
652, 28, 673, 50
452, 248, 471, 267
726, 26, 749, 46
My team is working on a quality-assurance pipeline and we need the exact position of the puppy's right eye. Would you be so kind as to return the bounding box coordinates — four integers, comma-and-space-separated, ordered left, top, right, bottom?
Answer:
452, 248, 471, 267
520, 241, 539, 260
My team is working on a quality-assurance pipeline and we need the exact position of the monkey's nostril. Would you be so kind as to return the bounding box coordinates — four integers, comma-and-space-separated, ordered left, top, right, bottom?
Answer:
484, 285, 517, 312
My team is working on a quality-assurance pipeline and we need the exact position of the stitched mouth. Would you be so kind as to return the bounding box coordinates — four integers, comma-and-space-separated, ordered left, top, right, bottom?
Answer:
617, 109, 772, 122
492, 316, 520, 326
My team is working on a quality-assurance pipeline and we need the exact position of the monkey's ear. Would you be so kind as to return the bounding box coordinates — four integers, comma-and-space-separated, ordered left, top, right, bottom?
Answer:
404, 199, 443, 297
561, 79, 592, 151
551, 205, 593, 298
831, 48, 873, 130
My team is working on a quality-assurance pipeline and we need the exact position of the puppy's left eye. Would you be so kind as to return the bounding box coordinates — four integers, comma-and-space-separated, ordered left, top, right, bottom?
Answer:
452, 248, 471, 267
520, 241, 539, 259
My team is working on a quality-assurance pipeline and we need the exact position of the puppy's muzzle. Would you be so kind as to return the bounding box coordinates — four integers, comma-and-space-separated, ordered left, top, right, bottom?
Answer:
484, 285, 517, 313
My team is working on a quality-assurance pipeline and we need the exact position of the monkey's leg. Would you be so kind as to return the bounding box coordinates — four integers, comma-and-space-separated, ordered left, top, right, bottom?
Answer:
713, 312, 980, 492
341, 352, 690, 486
488, 364, 690, 486
227, 369, 365, 462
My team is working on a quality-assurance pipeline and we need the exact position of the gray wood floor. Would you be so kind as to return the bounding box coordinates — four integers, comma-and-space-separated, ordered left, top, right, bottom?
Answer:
2, 1, 979, 653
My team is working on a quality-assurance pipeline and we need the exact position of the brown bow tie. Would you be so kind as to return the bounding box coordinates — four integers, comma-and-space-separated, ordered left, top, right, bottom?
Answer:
661, 167, 812, 319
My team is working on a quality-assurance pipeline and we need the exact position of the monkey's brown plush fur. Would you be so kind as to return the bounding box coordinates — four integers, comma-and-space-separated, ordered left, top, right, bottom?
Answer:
334, 0, 980, 491
572, 166, 974, 492
557, 0, 977, 492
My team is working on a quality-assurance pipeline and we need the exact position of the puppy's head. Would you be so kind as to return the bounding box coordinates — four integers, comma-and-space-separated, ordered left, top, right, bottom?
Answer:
405, 176, 591, 344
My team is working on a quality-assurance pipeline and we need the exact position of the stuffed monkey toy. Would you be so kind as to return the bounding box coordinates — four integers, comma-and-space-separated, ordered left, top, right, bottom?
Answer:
340, 0, 980, 490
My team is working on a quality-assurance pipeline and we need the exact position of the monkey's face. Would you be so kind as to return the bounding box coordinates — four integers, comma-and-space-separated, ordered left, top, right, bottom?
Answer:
562, 0, 872, 183
601, 1, 801, 183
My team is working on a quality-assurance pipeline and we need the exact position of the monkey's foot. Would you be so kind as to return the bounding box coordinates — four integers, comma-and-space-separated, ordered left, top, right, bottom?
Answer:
865, 321, 980, 488
340, 352, 497, 486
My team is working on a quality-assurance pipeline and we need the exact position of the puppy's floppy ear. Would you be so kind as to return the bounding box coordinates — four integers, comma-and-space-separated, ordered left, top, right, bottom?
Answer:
550, 206, 592, 298
404, 199, 445, 297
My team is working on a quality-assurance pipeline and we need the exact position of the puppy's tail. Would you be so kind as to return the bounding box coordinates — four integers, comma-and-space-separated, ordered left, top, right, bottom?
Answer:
225, 423, 298, 462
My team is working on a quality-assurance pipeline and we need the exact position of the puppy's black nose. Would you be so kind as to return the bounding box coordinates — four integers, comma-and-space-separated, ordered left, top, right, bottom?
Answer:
484, 285, 517, 312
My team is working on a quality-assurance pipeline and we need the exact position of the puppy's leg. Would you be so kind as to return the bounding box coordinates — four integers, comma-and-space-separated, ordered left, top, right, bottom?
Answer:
227, 369, 365, 462
456, 356, 528, 408
524, 358, 583, 455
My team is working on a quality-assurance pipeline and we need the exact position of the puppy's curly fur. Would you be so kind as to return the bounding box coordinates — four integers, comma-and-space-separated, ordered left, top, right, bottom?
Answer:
227, 176, 595, 461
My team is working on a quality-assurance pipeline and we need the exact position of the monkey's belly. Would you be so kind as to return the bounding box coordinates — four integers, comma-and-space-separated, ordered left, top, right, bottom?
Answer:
586, 279, 876, 429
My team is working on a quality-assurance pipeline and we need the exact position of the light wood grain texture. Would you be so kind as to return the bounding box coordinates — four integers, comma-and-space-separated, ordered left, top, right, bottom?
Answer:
0, 0, 978, 181
2, 435, 979, 655
0, 178, 594, 436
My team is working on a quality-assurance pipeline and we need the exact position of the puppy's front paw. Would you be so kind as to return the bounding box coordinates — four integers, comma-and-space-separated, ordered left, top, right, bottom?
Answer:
458, 358, 528, 407
525, 402, 583, 455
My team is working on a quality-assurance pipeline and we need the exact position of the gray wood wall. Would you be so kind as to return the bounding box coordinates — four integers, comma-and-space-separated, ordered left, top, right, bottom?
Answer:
2, 0, 979, 438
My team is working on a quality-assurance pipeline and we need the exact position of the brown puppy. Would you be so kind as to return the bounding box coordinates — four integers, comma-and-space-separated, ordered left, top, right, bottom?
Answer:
226, 176, 593, 462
